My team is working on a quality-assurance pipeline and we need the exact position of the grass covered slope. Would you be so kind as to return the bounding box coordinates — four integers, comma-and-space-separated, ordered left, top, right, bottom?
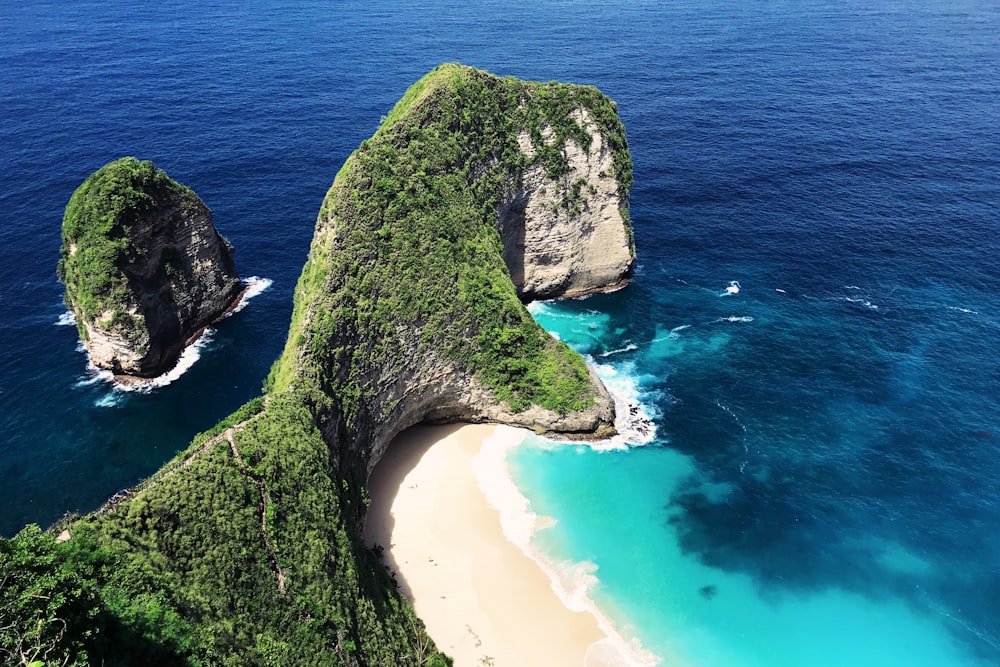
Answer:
2, 397, 445, 667
1, 65, 633, 666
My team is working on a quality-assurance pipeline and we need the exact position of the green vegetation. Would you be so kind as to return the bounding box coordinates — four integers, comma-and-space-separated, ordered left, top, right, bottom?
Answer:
4, 64, 632, 665
58, 157, 197, 340
2, 397, 446, 666
270, 63, 632, 418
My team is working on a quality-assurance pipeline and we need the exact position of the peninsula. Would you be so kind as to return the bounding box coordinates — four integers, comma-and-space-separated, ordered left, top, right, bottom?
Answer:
58, 157, 242, 379
1, 64, 633, 666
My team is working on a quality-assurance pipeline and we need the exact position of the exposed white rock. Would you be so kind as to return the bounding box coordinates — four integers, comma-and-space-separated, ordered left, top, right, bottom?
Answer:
500, 108, 633, 300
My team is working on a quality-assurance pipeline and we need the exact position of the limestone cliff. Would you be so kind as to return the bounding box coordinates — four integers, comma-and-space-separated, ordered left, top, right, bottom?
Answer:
503, 107, 634, 299
59, 157, 242, 378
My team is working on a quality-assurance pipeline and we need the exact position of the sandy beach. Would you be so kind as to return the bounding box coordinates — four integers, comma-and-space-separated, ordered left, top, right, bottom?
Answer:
364, 423, 620, 666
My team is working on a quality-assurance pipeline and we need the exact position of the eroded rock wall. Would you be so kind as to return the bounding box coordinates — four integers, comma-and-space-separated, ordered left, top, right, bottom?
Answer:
500, 108, 634, 300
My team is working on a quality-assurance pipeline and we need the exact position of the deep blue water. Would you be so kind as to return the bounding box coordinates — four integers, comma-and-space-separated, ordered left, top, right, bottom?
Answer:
2, 1, 998, 665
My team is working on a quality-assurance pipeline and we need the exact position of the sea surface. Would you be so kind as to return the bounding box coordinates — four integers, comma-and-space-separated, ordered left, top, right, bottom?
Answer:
2, 1, 998, 665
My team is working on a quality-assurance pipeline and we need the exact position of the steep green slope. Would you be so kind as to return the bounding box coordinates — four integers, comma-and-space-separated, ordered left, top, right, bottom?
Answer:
270, 63, 630, 467
1, 64, 632, 666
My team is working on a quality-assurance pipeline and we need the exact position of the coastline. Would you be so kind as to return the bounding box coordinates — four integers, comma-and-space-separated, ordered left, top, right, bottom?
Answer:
364, 423, 655, 666
75, 276, 273, 396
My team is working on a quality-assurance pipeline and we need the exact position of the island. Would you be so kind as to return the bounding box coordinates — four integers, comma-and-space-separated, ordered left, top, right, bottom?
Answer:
58, 157, 242, 379
0, 64, 633, 666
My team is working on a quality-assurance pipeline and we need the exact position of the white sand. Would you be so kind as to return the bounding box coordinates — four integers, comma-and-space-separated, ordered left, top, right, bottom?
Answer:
365, 423, 619, 666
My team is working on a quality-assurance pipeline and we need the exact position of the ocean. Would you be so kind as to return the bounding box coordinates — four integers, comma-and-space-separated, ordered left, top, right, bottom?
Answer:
2, 1, 998, 665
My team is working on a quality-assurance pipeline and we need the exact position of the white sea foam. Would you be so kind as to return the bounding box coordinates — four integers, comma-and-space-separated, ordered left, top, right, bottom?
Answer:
668, 324, 692, 339
126, 329, 216, 392
73, 347, 118, 395
714, 315, 754, 324
719, 280, 741, 296
587, 358, 658, 449
845, 296, 879, 310
715, 400, 748, 433
474, 428, 662, 667
527, 299, 614, 353
946, 305, 979, 315
94, 391, 125, 408
716, 400, 750, 473
73, 370, 111, 388
529, 300, 658, 447
228, 276, 273, 314
526, 300, 548, 316
845, 285, 862, 290
56, 310, 76, 326
80, 328, 216, 400
599, 342, 639, 358
73, 276, 271, 393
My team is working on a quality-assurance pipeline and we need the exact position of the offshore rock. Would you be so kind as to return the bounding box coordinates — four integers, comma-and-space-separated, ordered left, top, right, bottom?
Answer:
59, 157, 242, 378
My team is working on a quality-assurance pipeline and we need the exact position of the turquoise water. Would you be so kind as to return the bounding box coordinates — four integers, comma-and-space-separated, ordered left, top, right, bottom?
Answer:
514, 299, 996, 666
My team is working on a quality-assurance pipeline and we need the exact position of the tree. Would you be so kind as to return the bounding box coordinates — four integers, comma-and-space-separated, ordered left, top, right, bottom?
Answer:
0, 525, 101, 667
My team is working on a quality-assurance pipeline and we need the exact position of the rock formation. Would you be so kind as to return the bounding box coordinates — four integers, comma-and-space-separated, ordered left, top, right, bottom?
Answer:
59, 157, 242, 378
268, 63, 634, 474
502, 107, 634, 299
23, 66, 636, 665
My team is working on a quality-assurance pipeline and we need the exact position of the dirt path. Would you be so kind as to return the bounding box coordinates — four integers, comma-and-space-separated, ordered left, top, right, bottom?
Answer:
225, 428, 287, 594
87, 412, 288, 596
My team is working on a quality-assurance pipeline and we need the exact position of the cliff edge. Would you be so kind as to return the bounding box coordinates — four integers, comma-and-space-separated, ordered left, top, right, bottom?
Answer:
58, 157, 242, 378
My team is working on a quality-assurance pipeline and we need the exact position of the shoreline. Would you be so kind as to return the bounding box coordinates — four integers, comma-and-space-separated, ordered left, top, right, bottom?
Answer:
75, 276, 273, 394
364, 423, 657, 666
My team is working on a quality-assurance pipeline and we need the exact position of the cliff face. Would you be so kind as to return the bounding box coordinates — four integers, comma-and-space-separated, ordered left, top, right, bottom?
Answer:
502, 107, 634, 299
357, 332, 616, 477
59, 158, 242, 378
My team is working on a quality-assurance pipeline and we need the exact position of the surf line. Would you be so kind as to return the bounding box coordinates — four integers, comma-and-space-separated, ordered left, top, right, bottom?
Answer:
716, 400, 750, 473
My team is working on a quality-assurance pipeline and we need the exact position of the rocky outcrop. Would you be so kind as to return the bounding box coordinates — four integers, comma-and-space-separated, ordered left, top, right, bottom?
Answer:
59, 157, 242, 378
269, 64, 634, 475
501, 108, 634, 300
358, 333, 617, 477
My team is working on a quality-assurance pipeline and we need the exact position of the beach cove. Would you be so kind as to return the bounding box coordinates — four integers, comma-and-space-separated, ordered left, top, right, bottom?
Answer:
365, 424, 656, 667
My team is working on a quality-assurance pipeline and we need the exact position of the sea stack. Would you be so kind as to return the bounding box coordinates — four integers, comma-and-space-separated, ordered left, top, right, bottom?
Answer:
58, 157, 242, 379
